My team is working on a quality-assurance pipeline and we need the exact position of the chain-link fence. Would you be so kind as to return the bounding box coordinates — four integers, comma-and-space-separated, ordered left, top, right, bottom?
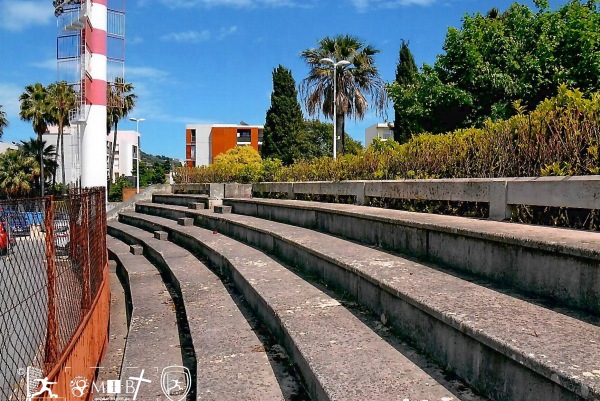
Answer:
0, 188, 107, 401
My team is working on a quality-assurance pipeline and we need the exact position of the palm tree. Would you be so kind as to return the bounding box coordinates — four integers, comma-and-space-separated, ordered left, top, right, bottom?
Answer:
47, 81, 76, 189
0, 104, 8, 138
107, 78, 137, 193
300, 35, 387, 154
19, 83, 51, 196
19, 138, 57, 193
0, 150, 36, 199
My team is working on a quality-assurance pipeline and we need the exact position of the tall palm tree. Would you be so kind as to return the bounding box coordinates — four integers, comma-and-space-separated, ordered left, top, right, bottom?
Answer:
300, 35, 387, 154
19, 83, 51, 196
0, 150, 36, 199
0, 104, 8, 138
47, 81, 76, 189
19, 138, 57, 193
107, 78, 137, 193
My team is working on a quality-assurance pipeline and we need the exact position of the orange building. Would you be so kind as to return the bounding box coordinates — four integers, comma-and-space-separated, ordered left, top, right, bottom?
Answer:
185, 124, 264, 167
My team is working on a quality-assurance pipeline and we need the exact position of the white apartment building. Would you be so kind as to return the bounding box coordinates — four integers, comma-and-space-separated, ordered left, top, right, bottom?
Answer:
365, 123, 394, 147
44, 126, 139, 184
106, 130, 140, 182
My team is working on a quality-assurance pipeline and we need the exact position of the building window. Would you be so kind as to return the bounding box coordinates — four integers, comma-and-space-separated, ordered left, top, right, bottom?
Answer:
190, 146, 196, 159
237, 129, 251, 143
191, 129, 196, 143
258, 129, 264, 143
115, 144, 120, 153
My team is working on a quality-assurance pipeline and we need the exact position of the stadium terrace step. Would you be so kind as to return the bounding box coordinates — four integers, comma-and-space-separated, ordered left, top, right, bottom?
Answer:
133, 201, 600, 401
107, 221, 296, 400
117, 210, 483, 401
223, 197, 600, 316
152, 193, 221, 209
106, 236, 185, 400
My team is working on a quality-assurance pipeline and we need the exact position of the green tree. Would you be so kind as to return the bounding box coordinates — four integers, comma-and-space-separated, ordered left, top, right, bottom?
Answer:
0, 150, 36, 199
300, 119, 363, 158
19, 83, 51, 196
388, 0, 600, 134
108, 176, 132, 202
261, 65, 305, 165
300, 35, 387, 155
47, 81, 76, 189
393, 41, 418, 142
107, 78, 137, 193
388, 65, 473, 134
137, 159, 170, 187
0, 105, 8, 138
19, 138, 57, 191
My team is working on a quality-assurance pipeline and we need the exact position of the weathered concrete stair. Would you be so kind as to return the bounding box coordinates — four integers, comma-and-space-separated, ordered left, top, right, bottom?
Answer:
134, 200, 600, 401
117, 210, 483, 401
153, 193, 220, 209
224, 198, 600, 317
107, 221, 294, 400
107, 236, 185, 400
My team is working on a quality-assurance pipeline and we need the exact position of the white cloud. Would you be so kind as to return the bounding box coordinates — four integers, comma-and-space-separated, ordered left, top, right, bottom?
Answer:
218, 26, 238, 40
160, 30, 211, 43
160, 27, 238, 43
0, 83, 24, 119
157, 0, 302, 9
350, 0, 436, 12
126, 66, 170, 81
0, 1, 53, 31
128, 36, 145, 45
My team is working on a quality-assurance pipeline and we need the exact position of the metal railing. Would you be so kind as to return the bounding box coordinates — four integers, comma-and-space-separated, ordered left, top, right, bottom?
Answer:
0, 188, 107, 401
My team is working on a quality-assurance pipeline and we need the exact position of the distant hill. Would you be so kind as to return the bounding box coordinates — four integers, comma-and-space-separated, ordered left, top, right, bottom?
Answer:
140, 151, 180, 167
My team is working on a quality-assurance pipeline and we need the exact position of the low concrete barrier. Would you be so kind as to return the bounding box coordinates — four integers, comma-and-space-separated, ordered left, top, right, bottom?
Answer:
252, 176, 600, 220
172, 183, 252, 198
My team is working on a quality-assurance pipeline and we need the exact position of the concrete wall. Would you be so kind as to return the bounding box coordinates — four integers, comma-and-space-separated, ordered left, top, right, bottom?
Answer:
253, 176, 600, 221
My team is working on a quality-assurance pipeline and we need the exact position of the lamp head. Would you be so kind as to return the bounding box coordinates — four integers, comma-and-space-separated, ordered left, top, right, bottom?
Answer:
336, 60, 351, 67
320, 58, 334, 65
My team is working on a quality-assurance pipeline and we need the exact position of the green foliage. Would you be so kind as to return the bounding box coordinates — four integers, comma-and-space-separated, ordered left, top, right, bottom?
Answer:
47, 81, 77, 188
0, 104, 7, 138
299, 119, 363, 158
107, 78, 137, 193
393, 41, 418, 142
300, 34, 387, 154
137, 159, 170, 187
0, 150, 36, 199
18, 138, 57, 192
175, 87, 600, 183
388, 0, 600, 134
109, 176, 133, 202
261, 65, 305, 165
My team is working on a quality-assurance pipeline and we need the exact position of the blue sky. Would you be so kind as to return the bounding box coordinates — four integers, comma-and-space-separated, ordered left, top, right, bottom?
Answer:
0, 0, 565, 160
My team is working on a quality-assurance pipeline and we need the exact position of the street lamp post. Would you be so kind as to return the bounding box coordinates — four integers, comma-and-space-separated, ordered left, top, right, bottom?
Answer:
320, 58, 351, 160
129, 117, 145, 194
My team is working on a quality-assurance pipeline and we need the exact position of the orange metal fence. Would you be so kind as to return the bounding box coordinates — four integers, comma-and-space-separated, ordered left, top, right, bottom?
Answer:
0, 188, 109, 401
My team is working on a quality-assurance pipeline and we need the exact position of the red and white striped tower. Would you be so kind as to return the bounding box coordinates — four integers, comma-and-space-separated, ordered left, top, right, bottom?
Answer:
81, 0, 107, 188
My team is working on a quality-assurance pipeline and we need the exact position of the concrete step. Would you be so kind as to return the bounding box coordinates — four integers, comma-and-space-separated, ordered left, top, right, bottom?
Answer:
107, 221, 299, 400
117, 211, 483, 401
133, 201, 600, 401
223, 197, 600, 317
106, 236, 186, 400
153, 193, 221, 209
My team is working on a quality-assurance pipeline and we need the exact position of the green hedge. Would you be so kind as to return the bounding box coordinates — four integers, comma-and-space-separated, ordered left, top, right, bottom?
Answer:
174, 86, 600, 184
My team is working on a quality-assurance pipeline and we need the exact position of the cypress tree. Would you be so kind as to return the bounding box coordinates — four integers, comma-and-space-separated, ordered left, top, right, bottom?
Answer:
261, 65, 305, 165
393, 41, 418, 142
